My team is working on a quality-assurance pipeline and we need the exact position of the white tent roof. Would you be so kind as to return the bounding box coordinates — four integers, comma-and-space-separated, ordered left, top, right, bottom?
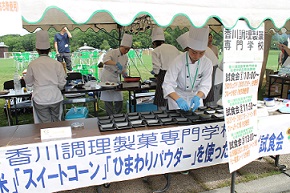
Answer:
21, 0, 290, 33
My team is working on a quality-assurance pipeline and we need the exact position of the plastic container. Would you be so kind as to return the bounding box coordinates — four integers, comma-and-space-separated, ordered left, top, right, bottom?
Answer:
264, 98, 275, 107
13, 72, 21, 94
65, 107, 88, 120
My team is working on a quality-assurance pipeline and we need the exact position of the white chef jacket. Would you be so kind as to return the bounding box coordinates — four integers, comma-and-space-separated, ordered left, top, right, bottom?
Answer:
100, 48, 128, 101
205, 47, 218, 66
25, 55, 67, 105
163, 51, 213, 110
152, 44, 180, 74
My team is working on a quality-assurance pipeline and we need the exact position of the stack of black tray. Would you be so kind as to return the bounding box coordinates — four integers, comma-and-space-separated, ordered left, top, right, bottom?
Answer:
98, 106, 224, 132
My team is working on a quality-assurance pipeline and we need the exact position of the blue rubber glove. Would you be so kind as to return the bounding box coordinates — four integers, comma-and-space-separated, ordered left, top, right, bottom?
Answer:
190, 95, 200, 112
116, 62, 123, 71
176, 98, 189, 111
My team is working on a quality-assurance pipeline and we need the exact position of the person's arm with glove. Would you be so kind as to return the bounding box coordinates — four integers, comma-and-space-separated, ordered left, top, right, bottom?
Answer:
168, 92, 189, 111
190, 91, 204, 112
116, 62, 123, 71
176, 98, 189, 111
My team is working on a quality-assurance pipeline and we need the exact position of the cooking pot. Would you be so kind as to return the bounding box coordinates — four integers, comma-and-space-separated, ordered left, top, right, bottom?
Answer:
124, 76, 141, 82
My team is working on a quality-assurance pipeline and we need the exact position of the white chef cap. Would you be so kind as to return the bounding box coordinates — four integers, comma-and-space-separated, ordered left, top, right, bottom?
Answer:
187, 26, 209, 51
36, 30, 50, 50
151, 27, 165, 42
120, 33, 133, 48
176, 31, 189, 50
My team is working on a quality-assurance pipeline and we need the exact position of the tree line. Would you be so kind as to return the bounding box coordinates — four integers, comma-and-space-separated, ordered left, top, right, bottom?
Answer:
0, 27, 224, 53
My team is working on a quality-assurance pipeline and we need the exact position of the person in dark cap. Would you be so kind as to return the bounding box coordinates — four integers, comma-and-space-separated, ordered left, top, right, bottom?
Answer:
25, 30, 67, 123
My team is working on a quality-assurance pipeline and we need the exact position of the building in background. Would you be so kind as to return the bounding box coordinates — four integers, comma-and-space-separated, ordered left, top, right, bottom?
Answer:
0, 42, 8, 58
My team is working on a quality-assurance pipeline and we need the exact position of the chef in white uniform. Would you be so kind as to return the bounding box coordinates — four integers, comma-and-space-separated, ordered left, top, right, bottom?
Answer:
25, 30, 67, 123
151, 27, 180, 110
177, 31, 218, 65
100, 33, 132, 115
163, 26, 213, 111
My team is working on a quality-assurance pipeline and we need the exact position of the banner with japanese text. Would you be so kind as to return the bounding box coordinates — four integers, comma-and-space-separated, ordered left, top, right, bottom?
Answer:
222, 20, 264, 172
1, 117, 290, 192
0, 0, 22, 36
0, 122, 227, 193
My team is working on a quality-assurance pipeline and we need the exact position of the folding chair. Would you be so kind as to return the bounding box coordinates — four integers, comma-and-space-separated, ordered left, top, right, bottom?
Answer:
3, 79, 32, 125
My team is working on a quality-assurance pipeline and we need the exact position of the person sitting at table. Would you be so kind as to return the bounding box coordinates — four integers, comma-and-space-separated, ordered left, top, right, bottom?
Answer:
100, 33, 132, 115
25, 30, 67, 123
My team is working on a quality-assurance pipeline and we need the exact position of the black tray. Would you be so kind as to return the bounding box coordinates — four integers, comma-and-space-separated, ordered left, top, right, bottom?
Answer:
152, 110, 164, 114
127, 115, 140, 121
130, 120, 146, 128
157, 114, 170, 118
204, 110, 216, 114
112, 113, 126, 118
174, 117, 192, 125
127, 112, 139, 116
160, 117, 177, 125
168, 113, 182, 117
98, 116, 110, 120
142, 114, 156, 119
115, 122, 132, 130
98, 119, 113, 124
185, 115, 200, 122
114, 117, 127, 122
145, 119, 162, 126
178, 110, 194, 116
165, 110, 178, 114
140, 111, 152, 115
99, 123, 116, 132
198, 106, 207, 111
199, 114, 213, 120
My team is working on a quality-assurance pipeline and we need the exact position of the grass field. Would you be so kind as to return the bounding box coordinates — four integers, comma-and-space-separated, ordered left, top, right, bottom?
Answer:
0, 51, 280, 126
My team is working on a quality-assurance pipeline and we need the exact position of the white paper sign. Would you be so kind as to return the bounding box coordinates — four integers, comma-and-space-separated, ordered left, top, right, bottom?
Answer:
0, 0, 23, 36
41, 126, 72, 141
222, 20, 264, 173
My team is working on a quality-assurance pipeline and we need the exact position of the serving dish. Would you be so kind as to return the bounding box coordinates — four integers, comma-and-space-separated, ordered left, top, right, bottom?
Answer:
98, 82, 118, 88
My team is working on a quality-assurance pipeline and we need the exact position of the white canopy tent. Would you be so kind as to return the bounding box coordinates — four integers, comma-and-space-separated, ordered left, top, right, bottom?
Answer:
20, 0, 290, 87
21, 0, 290, 32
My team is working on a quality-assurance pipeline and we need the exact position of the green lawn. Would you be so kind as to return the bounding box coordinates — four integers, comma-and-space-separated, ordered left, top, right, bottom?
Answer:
0, 54, 154, 126
0, 51, 280, 126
